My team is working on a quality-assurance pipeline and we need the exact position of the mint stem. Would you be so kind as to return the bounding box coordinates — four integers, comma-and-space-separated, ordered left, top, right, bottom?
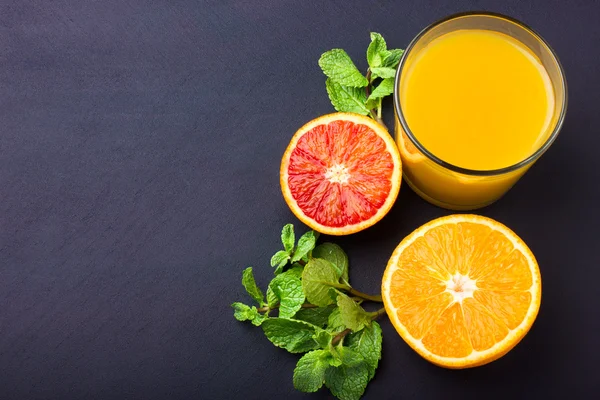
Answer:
370, 307, 387, 319
256, 303, 318, 313
365, 69, 373, 98
328, 282, 383, 302
347, 288, 383, 303
365, 69, 387, 129
331, 306, 386, 345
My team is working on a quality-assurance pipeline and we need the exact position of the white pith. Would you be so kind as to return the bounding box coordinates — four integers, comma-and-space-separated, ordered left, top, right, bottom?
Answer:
325, 163, 351, 184
445, 273, 477, 303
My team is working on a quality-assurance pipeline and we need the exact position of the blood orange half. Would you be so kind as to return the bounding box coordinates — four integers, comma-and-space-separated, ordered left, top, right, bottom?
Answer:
280, 113, 402, 235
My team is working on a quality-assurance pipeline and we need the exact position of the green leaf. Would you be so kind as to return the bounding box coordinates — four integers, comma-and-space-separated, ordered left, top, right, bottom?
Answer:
271, 250, 290, 271
367, 78, 395, 101
312, 243, 349, 284
370, 66, 397, 79
325, 79, 370, 115
251, 313, 268, 326
266, 285, 278, 308
325, 347, 369, 400
336, 292, 371, 332
319, 49, 368, 87
261, 318, 320, 353
267, 266, 304, 310
242, 267, 265, 306
293, 349, 331, 393
313, 327, 333, 348
366, 32, 387, 68
272, 275, 305, 319
232, 303, 267, 326
327, 307, 346, 334
365, 97, 379, 111
281, 224, 295, 253
232, 302, 254, 321
382, 48, 404, 68
302, 258, 343, 306
346, 321, 382, 379
293, 305, 335, 328
286, 264, 304, 278
291, 230, 318, 263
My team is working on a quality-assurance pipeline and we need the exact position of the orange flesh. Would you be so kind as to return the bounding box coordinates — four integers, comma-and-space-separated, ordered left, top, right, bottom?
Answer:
287, 121, 394, 228
388, 221, 534, 357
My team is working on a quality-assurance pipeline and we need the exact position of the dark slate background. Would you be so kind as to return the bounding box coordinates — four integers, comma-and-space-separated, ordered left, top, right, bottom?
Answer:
1, 0, 598, 399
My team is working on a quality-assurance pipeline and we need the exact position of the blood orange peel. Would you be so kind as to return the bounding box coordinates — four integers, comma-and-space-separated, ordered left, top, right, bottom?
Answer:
280, 113, 402, 235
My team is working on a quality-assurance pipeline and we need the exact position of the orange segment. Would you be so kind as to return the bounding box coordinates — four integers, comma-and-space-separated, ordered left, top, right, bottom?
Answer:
455, 222, 493, 275
477, 250, 533, 290
469, 230, 516, 279
395, 292, 453, 340
382, 214, 541, 368
473, 289, 532, 330
281, 113, 402, 235
462, 298, 509, 352
421, 302, 472, 358
397, 236, 452, 281
388, 264, 446, 306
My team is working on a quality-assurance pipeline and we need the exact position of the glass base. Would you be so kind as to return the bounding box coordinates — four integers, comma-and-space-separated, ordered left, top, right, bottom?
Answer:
404, 175, 498, 211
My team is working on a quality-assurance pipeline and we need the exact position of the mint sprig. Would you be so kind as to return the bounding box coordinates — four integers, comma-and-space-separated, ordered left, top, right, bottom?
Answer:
232, 224, 386, 400
319, 32, 404, 126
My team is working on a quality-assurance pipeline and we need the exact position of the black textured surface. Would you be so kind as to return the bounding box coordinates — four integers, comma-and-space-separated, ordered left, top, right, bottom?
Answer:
1, 1, 599, 399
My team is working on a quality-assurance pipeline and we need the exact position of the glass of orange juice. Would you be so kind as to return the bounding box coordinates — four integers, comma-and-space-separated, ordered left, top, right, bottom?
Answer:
393, 12, 567, 210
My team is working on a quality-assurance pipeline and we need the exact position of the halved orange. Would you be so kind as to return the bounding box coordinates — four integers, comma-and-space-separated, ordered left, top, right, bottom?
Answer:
382, 214, 541, 368
280, 113, 402, 235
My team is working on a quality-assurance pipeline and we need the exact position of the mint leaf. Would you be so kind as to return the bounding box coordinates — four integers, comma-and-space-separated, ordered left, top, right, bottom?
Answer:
336, 292, 371, 332
325, 79, 369, 115
251, 313, 268, 326
370, 66, 397, 79
382, 48, 404, 68
293, 349, 331, 392
267, 266, 304, 309
313, 327, 333, 348
261, 318, 320, 353
242, 267, 265, 306
232, 302, 267, 326
272, 274, 305, 319
319, 49, 368, 88
281, 224, 295, 253
293, 305, 335, 328
367, 78, 395, 101
367, 32, 387, 68
327, 307, 346, 334
271, 250, 290, 274
325, 347, 369, 400
313, 243, 349, 284
291, 230, 318, 263
232, 302, 254, 321
365, 97, 379, 111
303, 258, 343, 306
346, 321, 382, 379
266, 285, 279, 308
286, 264, 304, 278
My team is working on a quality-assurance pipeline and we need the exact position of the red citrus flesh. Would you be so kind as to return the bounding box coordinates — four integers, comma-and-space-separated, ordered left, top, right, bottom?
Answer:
281, 113, 401, 235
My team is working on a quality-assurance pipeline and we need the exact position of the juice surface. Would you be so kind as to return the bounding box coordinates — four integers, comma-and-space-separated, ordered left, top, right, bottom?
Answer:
400, 29, 555, 170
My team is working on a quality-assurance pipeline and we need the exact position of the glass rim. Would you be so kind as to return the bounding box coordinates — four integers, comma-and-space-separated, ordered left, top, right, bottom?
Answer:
393, 11, 568, 177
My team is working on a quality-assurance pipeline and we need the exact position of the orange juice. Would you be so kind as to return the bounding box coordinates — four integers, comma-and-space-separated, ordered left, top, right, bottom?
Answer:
402, 30, 554, 170
394, 14, 566, 210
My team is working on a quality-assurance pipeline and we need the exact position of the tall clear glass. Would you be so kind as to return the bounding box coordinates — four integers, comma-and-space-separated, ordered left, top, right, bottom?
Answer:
393, 13, 567, 210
